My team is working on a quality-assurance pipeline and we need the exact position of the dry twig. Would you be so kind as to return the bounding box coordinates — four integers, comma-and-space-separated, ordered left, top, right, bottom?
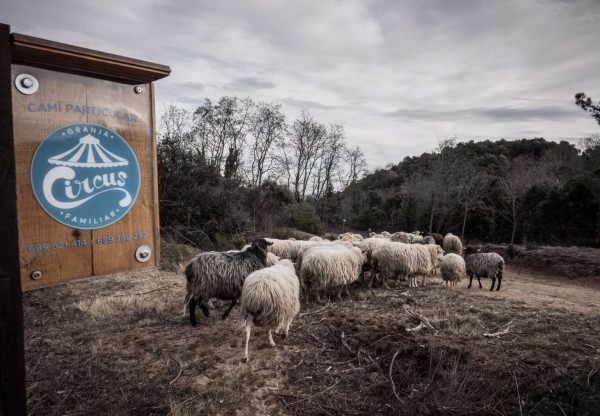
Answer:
168, 356, 183, 385
406, 309, 436, 333
389, 350, 404, 403
484, 321, 514, 338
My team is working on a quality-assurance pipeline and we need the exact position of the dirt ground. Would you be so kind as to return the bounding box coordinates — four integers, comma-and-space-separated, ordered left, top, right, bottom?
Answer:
23, 263, 600, 415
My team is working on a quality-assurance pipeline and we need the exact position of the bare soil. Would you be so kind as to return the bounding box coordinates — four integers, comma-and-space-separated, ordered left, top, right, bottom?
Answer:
23, 264, 600, 415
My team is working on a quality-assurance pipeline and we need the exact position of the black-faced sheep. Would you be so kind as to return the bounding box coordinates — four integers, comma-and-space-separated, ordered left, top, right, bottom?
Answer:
240, 259, 300, 362
464, 247, 505, 291
184, 238, 273, 326
440, 253, 465, 287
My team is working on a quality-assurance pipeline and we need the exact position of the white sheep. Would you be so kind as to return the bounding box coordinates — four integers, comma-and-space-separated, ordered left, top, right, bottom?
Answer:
183, 239, 273, 326
265, 238, 293, 259
309, 236, 323, 242
299, 245, 365, 301
440, 253, 465, 287
465, 247, 505, 291
390, 232, 410, 243
443, 233, 463, 255
339, 232, 363, 242
371, 242, 443, 288
358, 237, 389, 283
240, 259, 300, 362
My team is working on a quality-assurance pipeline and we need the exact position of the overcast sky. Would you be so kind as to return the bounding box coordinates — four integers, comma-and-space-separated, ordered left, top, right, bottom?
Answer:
3, 0, 600, 169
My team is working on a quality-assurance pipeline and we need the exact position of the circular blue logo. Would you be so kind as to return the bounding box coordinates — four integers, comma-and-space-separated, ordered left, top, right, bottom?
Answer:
30, 123, 141, 230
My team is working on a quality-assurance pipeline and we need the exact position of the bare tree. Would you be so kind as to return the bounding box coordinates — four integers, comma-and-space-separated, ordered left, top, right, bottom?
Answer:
342, 146, 367, 188
313, 123, 347, 199
498, 156, 553, 244
578, 134, 600, 155
247, 102, 286, 187
158, 104, 193, 147
426, 137, 457, 232
453, 164, 491, 241
286, 111, 327, 201
192, 96, 253, 177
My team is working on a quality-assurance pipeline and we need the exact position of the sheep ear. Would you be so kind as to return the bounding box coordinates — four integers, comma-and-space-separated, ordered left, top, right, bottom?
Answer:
267, 241, 273, 246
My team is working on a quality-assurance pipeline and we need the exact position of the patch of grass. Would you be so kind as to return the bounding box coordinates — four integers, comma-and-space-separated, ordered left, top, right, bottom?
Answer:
160, 241, 201, 272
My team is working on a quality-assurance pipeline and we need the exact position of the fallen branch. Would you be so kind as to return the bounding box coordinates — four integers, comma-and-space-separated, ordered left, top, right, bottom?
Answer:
299, 304, 332, 317
389, 350, 404, 403
406, 309, 436, 333
484, 321, 514, 338
168, 355, 183, 385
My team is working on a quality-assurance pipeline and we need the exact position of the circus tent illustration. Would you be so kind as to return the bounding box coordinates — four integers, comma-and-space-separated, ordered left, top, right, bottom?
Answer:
48, 134, 129, 168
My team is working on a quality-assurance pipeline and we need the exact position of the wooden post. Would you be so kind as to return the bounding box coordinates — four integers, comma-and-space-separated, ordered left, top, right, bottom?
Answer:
0, 23, 27, 416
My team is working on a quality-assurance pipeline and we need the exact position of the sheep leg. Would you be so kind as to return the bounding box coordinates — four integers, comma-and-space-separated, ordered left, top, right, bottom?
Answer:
188, 298, 198, 326
421, 275, 427, 287
337, 287, 343, 300
367, 273, 376, 288
221, 297, 237, 320
496, 270, 503, 291
344, 285, 351, 298
268, 330, 276, 347
382, 275, 390, 290
243, 319, 252, 362
199, 303, 210, 317
477, 277, 482, 289
283, 321, 291, 339
490, 276, 496, 291
467, 274, 473, 288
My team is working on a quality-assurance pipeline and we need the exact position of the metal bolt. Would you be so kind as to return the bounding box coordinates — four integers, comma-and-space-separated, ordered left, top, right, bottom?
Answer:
134, 86, 142, 94
21, 77, 34, 88
31, 271, 42, 280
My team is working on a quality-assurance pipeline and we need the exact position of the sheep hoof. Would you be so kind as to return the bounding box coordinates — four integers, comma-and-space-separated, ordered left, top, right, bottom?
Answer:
243, 356, 249, 363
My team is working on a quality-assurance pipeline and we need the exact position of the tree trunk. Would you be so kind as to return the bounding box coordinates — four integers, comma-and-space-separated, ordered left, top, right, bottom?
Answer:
510, 200, 517, 244
461, 205, 468, 241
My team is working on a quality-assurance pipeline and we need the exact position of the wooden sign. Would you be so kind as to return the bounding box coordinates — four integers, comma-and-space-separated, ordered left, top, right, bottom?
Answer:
9, 31, 170, 290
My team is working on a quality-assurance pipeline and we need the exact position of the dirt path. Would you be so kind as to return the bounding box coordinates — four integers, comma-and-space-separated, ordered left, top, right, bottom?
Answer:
457, 264, 600, 315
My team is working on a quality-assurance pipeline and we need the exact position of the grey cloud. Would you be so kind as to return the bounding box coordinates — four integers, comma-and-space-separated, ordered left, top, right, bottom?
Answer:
386, 105, 582, 123
231, 77, 277, 90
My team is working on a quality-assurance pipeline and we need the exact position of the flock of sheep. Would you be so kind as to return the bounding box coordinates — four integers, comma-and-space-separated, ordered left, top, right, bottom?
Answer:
183, 231, 505, 361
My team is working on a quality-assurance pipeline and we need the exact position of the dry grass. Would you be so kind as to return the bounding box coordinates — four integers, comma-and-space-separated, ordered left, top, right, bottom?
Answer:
23, 260, 600, 415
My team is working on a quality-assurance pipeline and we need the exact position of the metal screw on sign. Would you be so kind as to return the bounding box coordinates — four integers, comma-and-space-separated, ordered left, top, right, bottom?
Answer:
135, 245, 152, 263
15, 73, 39, 95
31, 271, 42, 280
134, 86, 143, 94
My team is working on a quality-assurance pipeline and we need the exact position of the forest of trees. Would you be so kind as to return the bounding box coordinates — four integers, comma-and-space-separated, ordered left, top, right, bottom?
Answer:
157, 95, 600, 249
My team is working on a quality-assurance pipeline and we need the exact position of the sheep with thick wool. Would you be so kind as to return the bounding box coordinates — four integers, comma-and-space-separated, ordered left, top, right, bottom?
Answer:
422, 236, 436, 245
183, 239, 272, 326
265, 238, 293, 260
440, 253, 465, 287
465, 247, 505, 291
443, 233, 463, 255
371, 242, 444, 288
240, 259, 300, 362
300, 245, 365, 301
390, 232, 410, 243
358, 237, 389, 283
